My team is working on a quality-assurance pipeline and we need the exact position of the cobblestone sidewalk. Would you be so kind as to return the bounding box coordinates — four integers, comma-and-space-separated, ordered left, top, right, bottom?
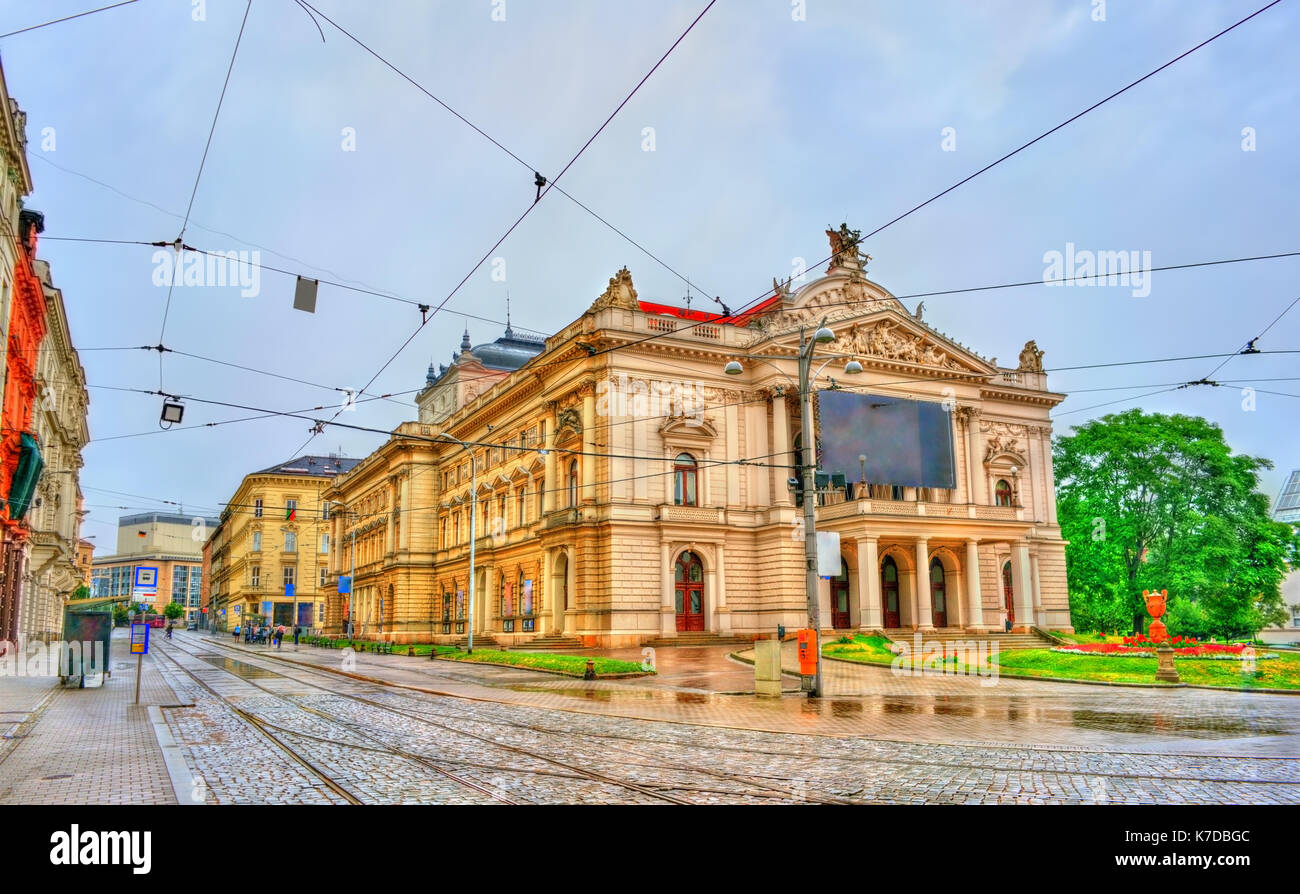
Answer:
0, 630, 182, 805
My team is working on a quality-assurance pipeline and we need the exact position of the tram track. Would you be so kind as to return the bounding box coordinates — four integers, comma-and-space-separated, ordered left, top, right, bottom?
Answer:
156, 644, 521, 805
170, 635, 1300, 800
160, 638, 707, 804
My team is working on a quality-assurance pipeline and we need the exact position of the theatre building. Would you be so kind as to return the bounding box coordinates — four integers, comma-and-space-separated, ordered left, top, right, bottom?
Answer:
322, 226, 1072, 645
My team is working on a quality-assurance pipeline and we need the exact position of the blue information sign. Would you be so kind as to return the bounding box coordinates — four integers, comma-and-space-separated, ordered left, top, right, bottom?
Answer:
130, 623, 150, 655
338, 575, 352, 594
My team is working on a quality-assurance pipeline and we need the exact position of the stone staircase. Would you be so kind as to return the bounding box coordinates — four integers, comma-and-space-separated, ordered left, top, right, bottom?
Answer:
507, 634, 586, 652
642, 631, 753, 648
882, 628, 1054, 652
454, 633, 498, 649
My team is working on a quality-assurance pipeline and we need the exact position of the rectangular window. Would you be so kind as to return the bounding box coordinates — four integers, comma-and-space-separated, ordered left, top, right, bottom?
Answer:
320, 533, 330, 554
319, 566, 329, 588
251, 566, 260, 588
254, 498, 263, 518
321, 502, 331, 521
252, 530, 262, 552
283, 566, 296, 589
1292, 606, 1300, 628
518, 489, 526, 526
286, 499, 297, 520
285, 531, 296, 552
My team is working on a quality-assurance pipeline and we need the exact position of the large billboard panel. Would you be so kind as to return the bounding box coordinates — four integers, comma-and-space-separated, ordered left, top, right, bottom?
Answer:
817, 391, 956, 488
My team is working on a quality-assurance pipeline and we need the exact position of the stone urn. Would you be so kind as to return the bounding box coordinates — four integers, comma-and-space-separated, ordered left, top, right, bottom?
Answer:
1143, 589, 1179, 683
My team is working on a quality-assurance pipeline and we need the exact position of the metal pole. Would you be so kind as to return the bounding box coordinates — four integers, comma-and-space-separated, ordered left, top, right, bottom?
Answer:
798, 329, 824, 698
348, 523, 355, 640
133, 651, 142, 705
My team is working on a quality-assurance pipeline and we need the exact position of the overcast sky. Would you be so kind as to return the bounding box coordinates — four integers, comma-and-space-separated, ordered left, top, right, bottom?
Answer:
0, 0, 1295, 542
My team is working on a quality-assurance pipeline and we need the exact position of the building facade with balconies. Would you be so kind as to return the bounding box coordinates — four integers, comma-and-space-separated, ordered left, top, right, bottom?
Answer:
320, 227, 1073, 647
209, 455, 360, 631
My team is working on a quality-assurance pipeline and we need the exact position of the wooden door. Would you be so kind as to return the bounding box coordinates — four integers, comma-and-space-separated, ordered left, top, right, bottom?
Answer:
881, 556, 901, 628
930, 559, 948, 628
674, 551, 705, 632
831, 559, 851, 629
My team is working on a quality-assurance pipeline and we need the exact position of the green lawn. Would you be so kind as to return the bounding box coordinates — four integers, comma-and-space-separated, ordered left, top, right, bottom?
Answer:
995, 649, 1300, 689
434, 648, 651, 677
822, 634, 993, 674
819, 634, 1300, 689
300, 639, 649, 677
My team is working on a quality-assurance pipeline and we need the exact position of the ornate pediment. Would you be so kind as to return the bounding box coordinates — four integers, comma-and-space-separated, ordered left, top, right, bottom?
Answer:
830, 319, 983, 373
587, 266, 639, 312
659, 413, 718, 439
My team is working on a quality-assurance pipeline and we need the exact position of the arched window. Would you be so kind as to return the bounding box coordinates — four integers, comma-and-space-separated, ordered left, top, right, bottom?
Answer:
500, 573, 514, 632
567, 460, 579, 507
995, 479, 1013, 507
673, 453, 698, 506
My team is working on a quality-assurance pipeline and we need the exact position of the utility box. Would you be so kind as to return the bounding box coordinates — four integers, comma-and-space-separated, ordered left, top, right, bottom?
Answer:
61, 609, 112, 688
797, 628, 818, 676
754, 639, 783, 697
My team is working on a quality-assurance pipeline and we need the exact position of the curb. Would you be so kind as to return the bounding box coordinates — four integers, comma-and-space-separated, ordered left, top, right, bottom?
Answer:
733, 649, 1300, 693
147, 705, 201, 806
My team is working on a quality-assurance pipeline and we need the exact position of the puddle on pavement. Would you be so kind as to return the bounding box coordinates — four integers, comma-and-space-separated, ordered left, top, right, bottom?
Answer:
193, 654, 279, 680
508, 685, 719, 705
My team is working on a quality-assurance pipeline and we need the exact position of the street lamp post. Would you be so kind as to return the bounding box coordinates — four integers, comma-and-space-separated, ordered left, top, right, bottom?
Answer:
725, 319, 862, 698
322, 500, 358, 641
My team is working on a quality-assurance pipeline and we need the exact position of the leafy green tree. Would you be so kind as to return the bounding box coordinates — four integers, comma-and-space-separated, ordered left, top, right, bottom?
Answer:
1054, 410, 1298, 637
72, 584, 90, 600
162, 601, 186, 622
112, 603, 129, 627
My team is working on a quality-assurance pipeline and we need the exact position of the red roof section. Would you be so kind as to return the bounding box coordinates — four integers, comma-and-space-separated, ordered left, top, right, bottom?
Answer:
638, 295, 781, 327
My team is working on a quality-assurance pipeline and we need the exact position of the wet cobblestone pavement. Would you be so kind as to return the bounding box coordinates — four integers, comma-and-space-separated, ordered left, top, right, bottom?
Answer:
150, 634, 1300, 805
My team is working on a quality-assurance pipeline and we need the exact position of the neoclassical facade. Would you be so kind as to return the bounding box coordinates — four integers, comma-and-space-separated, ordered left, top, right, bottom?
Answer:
321, 227, 1072, 646
22, 260, 90, 640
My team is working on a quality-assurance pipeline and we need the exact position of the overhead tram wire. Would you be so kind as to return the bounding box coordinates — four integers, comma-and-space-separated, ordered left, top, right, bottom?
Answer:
156, 0, 254, 391
77, 347, 1300, 457
0, 0, 140, 39
296, 0, 714, 301
283, 0, 718, 462
1200, 293, 1300, 382
568, 0, 1288, 360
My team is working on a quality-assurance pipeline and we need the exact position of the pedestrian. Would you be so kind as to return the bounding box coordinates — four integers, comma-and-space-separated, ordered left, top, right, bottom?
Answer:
293, 625, 301, 646
233, 625, 240, 640
166, 622, 173, 640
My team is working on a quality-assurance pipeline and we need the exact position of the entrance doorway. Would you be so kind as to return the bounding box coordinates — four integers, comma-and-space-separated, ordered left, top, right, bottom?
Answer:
930, 558, 948, 628
674, 551, 704, 632
831, 559, 851, 629
1002, 560, 1014, 627
881, 556, 900, 628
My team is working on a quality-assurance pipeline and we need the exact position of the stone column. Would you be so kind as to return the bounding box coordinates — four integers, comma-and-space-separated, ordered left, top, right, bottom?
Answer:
399, 474, 412, 550
715, 543, 729, 633
544, 437, 558, 514
1031, 552, 1044, 618
660, 542, 675, 635
772, 393, 792, 505
547, 550, 562, 635
1013, 541, 1034, 630
1040, 426, 1058, 525
581, 385, 597, 502
481, 565, 495, 635
966, 410, 986, 504
964, 538, 985, 630
857, 536, 881, 630
915, 538, 934, 630
565, 545, 576, 634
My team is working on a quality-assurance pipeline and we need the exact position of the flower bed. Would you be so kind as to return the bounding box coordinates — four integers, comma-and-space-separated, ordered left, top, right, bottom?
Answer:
1052, 641, 1277, 661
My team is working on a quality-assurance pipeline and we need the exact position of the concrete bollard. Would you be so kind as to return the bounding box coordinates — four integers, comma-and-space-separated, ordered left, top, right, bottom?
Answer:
755, 639, 783, 697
